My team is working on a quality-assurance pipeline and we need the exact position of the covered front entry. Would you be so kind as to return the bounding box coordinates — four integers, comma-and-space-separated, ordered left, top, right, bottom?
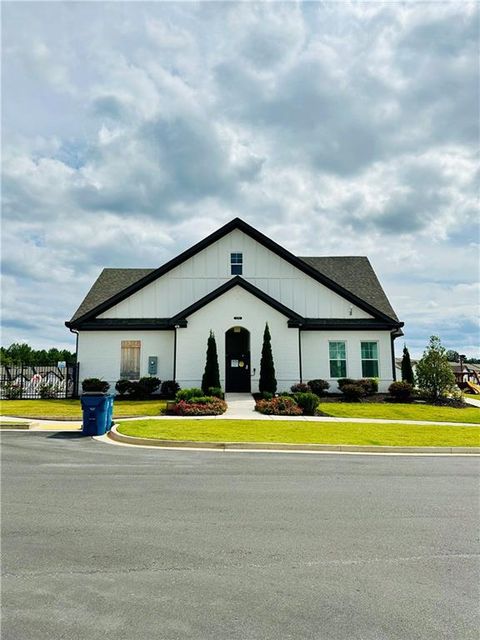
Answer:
225, 327, 251, 392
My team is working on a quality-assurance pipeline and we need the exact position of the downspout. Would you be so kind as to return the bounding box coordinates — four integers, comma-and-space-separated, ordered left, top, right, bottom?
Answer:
390, 332, 397, 381
69, 327, 79, 397
173, 325, 180, 382
298, 325, 303, 383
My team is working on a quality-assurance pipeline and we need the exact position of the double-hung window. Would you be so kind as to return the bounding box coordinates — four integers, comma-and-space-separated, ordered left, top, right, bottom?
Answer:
329, 341, 347, 378
230, 253, 243, 275
120, 340, 141, 380
361, 342, 379, 377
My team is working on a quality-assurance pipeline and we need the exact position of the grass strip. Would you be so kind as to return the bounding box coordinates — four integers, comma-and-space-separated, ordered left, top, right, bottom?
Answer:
117, 419, 480, 448
318, 402, 480, 424
0, 399, 166, 419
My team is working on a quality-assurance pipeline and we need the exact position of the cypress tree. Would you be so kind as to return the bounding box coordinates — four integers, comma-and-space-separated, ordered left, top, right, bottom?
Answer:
201, 330, 221, 393
259, 322, 277, 394
401, 344, 415, 385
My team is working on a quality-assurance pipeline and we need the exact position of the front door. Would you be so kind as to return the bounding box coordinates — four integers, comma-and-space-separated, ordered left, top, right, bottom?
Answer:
225, 327, 251, 392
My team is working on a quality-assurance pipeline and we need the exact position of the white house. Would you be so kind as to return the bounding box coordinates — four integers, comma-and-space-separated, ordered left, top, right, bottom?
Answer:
66, 218, 404, 393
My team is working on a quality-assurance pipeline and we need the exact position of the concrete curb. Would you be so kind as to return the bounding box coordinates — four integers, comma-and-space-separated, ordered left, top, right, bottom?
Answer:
109, 425, 480, 455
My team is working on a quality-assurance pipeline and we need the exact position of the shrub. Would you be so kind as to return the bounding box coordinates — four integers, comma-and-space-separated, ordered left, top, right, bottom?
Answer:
340, 383, 364, 401
259, 323, 277, 395
160, 380, 180, 399
255, 396, 302, 416
82, 378, 110, 393
293, 392, 320, 415
388, 381, 414, 401
115, 379, 133, 396
207, 386, 224, 399
416, 336, 456, 400
175, 388, 204, 402
260, 391, 273, 400
186, 395, 217, 404
201, 331, 221, 394
173, 398, 227, 416
2, 382, 22, 399
291, 382, 310, 393
337, 378, 356, 390
136, 377, 161, 398
38, 383, 57, 399
431, 390, 466, 408
307, 379, 330, 396
358, 378, 378, 396
401, 345, 415, 385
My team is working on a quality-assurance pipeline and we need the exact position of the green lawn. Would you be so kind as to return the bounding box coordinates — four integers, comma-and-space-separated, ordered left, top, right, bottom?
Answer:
318, 402, 480, 424
117, 419, 480, 448
0, 399, 166, 419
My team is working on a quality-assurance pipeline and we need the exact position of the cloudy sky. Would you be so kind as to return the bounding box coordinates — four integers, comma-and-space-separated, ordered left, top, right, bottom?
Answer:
2, 1, 479, 357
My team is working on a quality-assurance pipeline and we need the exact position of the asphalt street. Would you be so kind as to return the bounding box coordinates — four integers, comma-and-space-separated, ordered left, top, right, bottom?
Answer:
1, 432, 479, 640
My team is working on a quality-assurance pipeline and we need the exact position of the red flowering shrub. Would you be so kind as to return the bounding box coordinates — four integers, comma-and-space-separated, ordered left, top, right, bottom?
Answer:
255, 396, 302, 416
172, 398, 227, 416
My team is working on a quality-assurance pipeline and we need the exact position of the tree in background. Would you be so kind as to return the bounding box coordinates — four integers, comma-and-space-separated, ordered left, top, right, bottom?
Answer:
416, 336, 456, 400
259, 323, 277, 395
446, 350, 460, 363
201, 331, 221, 393
401, 345, 415, 385
0, 343, 76, 366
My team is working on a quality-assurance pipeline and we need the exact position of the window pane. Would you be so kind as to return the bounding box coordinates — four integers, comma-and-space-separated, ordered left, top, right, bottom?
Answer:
231, 253, 243, 264
362, 360, 379, 377
361, 342, 377, 359
329, 341, 346, 359
231, 264, 242, 275
330, 360, 346, 378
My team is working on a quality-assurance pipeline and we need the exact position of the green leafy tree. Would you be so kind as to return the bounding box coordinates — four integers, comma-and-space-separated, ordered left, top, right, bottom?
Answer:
401, 345, 415, 385
201, 331, 221, 394
0, 343, 76, 366
259, 322, 277, 395
416, 336, 456, 400
446, 350, 460, 363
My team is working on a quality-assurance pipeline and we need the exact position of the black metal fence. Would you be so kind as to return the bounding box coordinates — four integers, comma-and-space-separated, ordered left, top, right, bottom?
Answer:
0, 364, 79, 400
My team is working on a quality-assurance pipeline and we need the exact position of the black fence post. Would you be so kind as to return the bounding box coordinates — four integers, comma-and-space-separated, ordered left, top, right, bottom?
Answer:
20, 364, 24, 399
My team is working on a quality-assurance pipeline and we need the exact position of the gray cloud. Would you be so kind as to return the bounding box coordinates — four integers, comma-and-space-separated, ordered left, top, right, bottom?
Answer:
1, 2, 478, 355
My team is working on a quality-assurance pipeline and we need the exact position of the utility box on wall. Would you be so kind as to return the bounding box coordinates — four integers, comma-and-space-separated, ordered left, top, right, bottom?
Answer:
148, 356, 158, 376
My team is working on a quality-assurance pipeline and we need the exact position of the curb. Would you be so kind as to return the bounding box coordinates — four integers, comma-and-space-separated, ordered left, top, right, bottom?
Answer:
0, 422, 30, 430
108, 425, 480, 455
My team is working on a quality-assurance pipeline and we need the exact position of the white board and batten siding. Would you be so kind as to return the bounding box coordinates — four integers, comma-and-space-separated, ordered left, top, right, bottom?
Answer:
301, 330, 394, 393
175, 286, 300, 392
97, 229, 372, 321
77, 331, 174, 390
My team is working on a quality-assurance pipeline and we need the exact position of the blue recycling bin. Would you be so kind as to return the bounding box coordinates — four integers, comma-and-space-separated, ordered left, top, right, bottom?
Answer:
81, 394, 114, 436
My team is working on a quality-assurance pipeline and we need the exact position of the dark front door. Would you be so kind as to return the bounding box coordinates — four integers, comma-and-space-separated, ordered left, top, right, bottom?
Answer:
225, 328, 251, 392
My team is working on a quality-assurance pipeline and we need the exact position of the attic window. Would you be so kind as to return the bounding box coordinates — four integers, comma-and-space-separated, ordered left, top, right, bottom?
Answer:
231, 252, 243, 275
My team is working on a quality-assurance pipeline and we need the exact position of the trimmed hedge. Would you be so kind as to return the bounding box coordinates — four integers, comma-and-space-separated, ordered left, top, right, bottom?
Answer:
388, 381, 414, 401
255, 396, 303, 416
293, 392, 320, 415
172, 398, 227, 416
307, 379, 330, 396
82, 378, 110, 393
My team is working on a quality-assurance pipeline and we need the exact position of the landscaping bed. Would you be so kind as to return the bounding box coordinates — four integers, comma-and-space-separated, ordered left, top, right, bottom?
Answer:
116, 419, 480, 448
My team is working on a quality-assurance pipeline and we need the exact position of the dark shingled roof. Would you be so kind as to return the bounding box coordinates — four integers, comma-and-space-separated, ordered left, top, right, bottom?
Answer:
69, 257, 398, 324
297, 256, 398, 321
70, 268, 155, 322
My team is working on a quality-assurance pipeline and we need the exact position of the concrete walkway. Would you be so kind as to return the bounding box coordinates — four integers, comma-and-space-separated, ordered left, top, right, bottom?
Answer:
465, 396, 480, 408
224, 393, 256, 418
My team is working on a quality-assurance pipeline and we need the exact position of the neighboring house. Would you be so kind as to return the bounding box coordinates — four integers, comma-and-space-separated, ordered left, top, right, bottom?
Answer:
66, 218, 404, 393
395, 358, 480, 387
